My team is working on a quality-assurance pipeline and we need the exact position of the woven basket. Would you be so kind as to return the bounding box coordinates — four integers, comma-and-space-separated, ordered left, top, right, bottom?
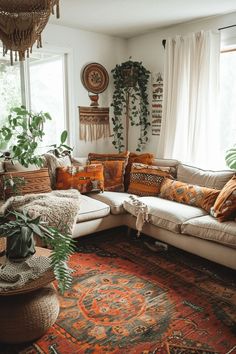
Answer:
0, 283, 59, 343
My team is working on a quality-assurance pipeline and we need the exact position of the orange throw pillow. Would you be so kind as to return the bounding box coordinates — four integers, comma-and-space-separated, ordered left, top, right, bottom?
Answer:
88, 152, 129, 192
90, 160, 125, 192
124, 152, 154, 191
56, 164, 104, 194
160, 178, 220, 212
210, 175, 236, 222
128, 163, 173, 196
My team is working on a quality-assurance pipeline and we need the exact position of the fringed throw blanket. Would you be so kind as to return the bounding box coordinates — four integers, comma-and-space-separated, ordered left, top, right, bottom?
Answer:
123, 196, 149, 236
79, 106, 110, 141
0, 189, 81, 235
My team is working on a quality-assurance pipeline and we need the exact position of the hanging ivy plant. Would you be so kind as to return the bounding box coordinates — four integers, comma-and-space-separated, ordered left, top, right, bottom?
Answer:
111, 60, 150, 152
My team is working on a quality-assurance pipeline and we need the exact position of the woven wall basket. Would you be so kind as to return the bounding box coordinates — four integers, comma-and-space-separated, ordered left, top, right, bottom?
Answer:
0, 0, 60, 64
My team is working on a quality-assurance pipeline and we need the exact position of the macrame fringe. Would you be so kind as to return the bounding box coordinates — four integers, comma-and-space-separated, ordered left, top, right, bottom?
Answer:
80, 124, 111, 142
0, 0, 60, 64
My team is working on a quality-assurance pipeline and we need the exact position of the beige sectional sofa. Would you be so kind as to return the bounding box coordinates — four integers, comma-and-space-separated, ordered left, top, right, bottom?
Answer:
72, 158, 236, 270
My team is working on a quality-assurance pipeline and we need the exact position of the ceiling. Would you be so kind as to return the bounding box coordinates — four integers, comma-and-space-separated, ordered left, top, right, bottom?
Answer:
49, 0, 236, 38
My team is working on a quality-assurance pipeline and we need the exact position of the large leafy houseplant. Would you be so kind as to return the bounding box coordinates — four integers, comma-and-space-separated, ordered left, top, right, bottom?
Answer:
0, 210, 75, 294
111, 60, 150, 152
0, 105, 72, 167
0, 106, 75, 294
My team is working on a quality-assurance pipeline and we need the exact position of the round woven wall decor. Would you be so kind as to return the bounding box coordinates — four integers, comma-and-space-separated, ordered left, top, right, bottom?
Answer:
81, 63, 109, 94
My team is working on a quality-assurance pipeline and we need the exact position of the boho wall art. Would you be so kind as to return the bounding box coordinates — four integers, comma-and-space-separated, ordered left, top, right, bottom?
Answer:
79, 62, 110, 141
81, 62, 109, 107
78, 106, 110, 142
151, 72, 163, 136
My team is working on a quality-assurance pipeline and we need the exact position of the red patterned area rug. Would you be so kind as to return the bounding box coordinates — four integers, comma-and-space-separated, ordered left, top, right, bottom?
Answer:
1, 231, 236, 354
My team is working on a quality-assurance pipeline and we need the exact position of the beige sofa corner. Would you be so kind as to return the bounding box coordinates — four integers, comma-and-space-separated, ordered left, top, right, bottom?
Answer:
72, 158, 236, 270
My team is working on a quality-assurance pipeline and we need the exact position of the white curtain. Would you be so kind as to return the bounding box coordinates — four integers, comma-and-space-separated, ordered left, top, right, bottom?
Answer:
158, 30, 221, 169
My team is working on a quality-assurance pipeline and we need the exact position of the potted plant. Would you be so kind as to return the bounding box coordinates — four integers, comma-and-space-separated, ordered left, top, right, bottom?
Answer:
0, 105, 73, 167
111, 59, 150, 152
0, 209, 75, 294
225, 144, 236, 170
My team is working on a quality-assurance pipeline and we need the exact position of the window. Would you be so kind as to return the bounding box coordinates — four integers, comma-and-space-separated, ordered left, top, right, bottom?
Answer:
0, 51, 68, 152
219, 48, 236, 168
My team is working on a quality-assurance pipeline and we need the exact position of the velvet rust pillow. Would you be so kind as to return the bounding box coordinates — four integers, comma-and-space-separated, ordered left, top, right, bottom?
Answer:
124, 152, 154, 191
128, 163, 173, 196
90, 160, 125, 192
55, 164, 104, 194
160, 178, 220, 212
210, 175, 236, 222
88, 152, 129, 192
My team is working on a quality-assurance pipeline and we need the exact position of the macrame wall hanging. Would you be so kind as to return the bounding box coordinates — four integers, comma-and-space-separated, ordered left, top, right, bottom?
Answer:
79, 106, 110, 142
0, 0, 60, 65
79, 63, 110, 141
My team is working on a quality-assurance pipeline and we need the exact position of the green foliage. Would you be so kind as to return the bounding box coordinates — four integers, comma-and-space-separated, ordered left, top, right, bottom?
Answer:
0, 210, 75, 294
0, 106, 52, 167
47, 130, 73, 157
111, 60, 150, 152
225, 144, 236, 170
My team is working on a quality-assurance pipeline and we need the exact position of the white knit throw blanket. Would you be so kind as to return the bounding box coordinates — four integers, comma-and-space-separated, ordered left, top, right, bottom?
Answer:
123, 196, 149, 236
0, 189, 81, 234
0, 189, 80, 291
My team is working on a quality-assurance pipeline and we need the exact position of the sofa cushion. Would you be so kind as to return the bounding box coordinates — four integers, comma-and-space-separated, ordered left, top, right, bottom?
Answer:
55, 164, 104, 194
210, 175, 236, 222
160, 178, 220, 212
152, 158, 179, 178
89, 191, 135, 215
177, 163, 234, 190
124, 196, 206, 233
90, 160, 126, 192
0, 168, 52, 199
88, 152, 129, 192
181, 215, 236, 248
124, 152, 154, 191
128, 163, 173, 196
76, 195, 110, 223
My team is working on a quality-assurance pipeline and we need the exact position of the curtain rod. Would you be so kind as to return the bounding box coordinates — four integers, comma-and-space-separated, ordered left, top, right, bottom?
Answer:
162, 24, 236, 48
218, 24, 236, 31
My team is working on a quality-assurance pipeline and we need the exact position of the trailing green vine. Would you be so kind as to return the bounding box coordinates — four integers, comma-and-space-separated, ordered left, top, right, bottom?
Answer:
111, 60, 150, 152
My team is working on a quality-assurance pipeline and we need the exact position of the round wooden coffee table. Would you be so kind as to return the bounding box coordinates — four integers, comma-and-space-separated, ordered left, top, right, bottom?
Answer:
0, 247, 60, 344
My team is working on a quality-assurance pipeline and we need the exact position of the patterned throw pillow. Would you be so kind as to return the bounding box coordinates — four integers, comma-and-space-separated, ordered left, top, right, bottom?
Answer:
124, 152, 154, 191
88, 152, 130, 192
210, 175, 236, 222
128, 163, 173, 196
90, 160, 125, 192
160, 178, 220, 212
55, 164, 104, 194
0, 168, 52, 199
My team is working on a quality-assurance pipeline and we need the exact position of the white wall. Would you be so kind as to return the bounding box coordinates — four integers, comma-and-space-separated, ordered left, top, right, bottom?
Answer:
43, 24, 128, 156
42, 12, 236, 157
127, 12, 236, 155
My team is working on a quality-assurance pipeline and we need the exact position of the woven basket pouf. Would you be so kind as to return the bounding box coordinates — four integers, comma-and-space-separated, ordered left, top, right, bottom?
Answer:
0, 284, 60, 343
